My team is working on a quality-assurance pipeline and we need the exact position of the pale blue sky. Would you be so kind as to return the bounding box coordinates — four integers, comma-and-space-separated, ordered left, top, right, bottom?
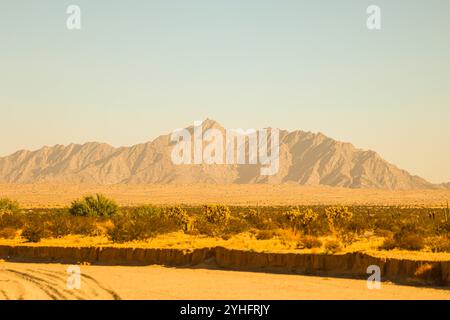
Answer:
1, 1, 449, 182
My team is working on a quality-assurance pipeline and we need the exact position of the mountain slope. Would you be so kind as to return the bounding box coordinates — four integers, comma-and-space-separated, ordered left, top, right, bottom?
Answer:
0, 120, 436, 189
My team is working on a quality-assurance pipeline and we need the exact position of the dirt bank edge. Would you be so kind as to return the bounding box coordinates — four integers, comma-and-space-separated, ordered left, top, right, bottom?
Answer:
0, 245, 449, 286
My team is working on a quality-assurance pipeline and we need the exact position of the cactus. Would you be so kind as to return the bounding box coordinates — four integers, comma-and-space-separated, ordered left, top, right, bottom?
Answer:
446, 201, 450, 222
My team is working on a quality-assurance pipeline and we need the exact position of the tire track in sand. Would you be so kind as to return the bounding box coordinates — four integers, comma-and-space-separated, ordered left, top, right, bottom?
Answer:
0, 265, 121, 300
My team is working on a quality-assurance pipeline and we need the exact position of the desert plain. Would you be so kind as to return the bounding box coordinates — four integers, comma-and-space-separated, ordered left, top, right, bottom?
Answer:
1, 183, 450, 300
1, 183, 450, 208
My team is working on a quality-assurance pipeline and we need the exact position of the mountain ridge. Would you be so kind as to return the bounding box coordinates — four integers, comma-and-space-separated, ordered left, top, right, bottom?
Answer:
0, 119, 443, 190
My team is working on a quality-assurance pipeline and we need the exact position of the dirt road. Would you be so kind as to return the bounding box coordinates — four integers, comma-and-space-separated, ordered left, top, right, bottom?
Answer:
0, 261, 449, 300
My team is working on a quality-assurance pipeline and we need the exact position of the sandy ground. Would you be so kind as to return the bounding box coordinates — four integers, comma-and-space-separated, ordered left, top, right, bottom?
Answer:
0, 261, 449, 300
1, 184, 450, 207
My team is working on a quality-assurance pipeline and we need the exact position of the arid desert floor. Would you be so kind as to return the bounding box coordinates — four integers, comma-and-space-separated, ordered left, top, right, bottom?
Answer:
0, 261, 449, 300
1, 184, 450, 207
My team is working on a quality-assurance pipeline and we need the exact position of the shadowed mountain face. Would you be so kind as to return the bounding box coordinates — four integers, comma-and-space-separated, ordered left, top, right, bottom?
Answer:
0, 120, 438, 189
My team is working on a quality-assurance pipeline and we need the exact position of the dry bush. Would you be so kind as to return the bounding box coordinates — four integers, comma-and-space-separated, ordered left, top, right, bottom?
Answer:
283, 207, 319, 235
0, 198, 20, 213
276, 228, 301, 246
399, 236, 424, 251
107, 206, 182, 243
297, 236, 322, 249
0, 199, 25, 230
241, 208, 278, 231
47, 212, 73, 237
395, 223, 425, 250
435, 219, 450, 236
374, 229, 394, 238
426, 236, 450, 253
256, 229, 277, 240
0, 227, 18, 239
161, 206, 191, 232
379, 237, 397, 250
195, 205, 232, 237
21, 227, 43, 242
69, 216, 101, 236
203, 205, 231, 224
379, 222, 426, 251
107, 212, 157, 243
381, 235, 424, 251
0, 211, 26, 230
20, 212, 53, 242
339, 232, 358, 248
325, 206, 353, 235
46, 212, 99, 238
240, 208, 274, 230
195, 219, 219, 237
223, 216, 249, 237
324, 239, 343, 254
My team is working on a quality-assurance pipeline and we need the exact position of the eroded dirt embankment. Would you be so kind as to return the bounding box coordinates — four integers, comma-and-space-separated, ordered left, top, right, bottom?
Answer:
0, 245, 449, 286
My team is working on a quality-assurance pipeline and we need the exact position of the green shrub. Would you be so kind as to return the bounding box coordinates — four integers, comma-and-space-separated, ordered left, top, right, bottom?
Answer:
69, 194, 119, 217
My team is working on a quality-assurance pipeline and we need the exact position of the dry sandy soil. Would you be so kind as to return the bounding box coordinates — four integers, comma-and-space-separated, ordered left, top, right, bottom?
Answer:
0, 261, 449, 300
1, 184, 450, 207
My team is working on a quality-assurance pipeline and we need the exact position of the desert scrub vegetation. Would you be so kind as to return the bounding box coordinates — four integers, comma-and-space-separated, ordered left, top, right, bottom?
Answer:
69, 194, 119, 217
0, 198, 20, 213
161, 206, 192, 232
297, 235, 323, 249
107, 205, 192, 242
1, 197, 450, 254
195, 205, 232, 237
324, 239, 343, 254
380, 222, 426, 251
283, 207, 319, 235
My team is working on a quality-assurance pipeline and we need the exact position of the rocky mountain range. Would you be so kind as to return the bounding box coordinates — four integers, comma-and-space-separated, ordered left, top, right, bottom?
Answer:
0, 119, 444, 190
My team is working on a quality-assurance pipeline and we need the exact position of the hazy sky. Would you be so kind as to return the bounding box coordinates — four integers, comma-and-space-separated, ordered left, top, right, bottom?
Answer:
1, 0, 449, 183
